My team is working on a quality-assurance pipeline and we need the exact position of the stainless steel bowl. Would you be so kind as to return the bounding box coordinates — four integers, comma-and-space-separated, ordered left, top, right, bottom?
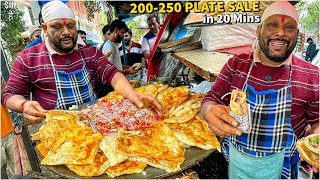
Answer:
155, 77, 171, 84
129, 80, 141, 88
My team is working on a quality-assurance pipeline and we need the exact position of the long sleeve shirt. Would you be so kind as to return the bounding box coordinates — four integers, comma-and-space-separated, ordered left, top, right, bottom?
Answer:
101, 40, 123, 70
203, 53, 319, 138
3, 43, 118, 110
305, 42, 317, 61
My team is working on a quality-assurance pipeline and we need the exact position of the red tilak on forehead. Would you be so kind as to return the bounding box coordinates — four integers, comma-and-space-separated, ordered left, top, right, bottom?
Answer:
281, 15, 285, 23
63, 19, 67, 25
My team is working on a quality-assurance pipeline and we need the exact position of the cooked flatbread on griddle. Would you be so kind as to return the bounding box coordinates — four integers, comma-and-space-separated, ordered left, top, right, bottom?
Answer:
41, 127, 102, 165
156, 86, 189, 117
116, 122, 185, 172
128, 154, 185, 173
32, 118, 79, 142
166, 114, 221, 151
135, 84, 169, 97
98, 91, 124, 102
99, 134, 128, 167
105, 160, 147, 178
187, 92, 204, 100
36, 141, 50, 157
66, 151, 110, 177
45, 109, 84, 122
164, 98, 201, 123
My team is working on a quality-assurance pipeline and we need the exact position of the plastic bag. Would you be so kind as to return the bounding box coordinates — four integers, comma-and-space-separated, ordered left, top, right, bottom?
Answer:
201, 24, 258, 51
190, 81, 215, 94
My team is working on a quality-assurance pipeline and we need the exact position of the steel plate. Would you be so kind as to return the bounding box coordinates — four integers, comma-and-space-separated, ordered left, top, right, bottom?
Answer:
37, 147, 214, 179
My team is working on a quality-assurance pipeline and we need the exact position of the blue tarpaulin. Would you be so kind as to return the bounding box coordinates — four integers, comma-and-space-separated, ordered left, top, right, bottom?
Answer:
122, 17, 134, 23
38, 0, 69, 6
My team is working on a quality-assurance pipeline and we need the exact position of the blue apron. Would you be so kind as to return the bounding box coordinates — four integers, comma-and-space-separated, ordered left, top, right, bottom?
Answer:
48, 51, 96, 110
223, 61, 299, 179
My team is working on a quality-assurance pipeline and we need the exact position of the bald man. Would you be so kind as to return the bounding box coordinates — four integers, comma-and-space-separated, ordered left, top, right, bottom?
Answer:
201, 1, 319, 179
4, 1, 164, 124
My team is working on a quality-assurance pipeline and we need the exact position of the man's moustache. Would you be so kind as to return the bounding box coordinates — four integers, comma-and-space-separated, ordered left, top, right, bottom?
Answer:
61, 36, 74, 39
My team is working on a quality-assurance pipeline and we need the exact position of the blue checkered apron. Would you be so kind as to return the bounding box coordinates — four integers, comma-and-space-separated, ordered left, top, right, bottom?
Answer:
222, 61, 298, 179
48, 51, 96, 110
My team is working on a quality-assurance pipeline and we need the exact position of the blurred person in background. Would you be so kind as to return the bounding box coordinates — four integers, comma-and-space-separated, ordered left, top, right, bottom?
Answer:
27, 25, 41, 43
102, 20, 137, 75
77, 29, 87, 42
119, 28, 146, 69
141, 15, 160, 61
25, 12, 44, 49
99, 24, 110, 51
305, 38, 317, 62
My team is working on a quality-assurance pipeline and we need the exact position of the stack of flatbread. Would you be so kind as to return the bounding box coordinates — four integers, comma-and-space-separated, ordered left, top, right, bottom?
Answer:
33, 84, 221, 177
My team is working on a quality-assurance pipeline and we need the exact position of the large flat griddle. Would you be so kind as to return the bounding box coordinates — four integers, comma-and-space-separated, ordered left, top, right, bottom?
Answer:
36, 146, 215, 179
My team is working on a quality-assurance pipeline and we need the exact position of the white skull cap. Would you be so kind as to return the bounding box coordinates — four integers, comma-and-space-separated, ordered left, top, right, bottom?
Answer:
261, 1, 299, 24
42, 0, 75, 23
28, 25, 41, 36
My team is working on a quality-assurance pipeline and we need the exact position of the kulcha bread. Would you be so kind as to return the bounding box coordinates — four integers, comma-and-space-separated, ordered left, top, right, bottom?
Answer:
167, 114, 221, 151
66, 151, 110, 177
116, 122, 185, 172
105, 160, 147, 178
304, 134, 320, 155
41, 126, 102, 165
230, 89, 248, 116
156, 86, 189, 117
297, 137, 319, 168
99, 134, 128, 167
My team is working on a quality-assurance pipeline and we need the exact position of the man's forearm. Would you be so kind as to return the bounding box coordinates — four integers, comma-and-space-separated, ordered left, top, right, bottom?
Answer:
141, 57, 146, 68
118, 69, 129, 74
143, 51, 150, 59
111, 72, 137, 99
5, 95, 27, 112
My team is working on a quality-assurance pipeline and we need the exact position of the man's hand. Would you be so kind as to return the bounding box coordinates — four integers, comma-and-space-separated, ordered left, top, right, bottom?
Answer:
201, 101, 242, 137
22, 101, 47, 124
125, 66, 138, 74
111, 72, 164, 116
300, 156, 319, 173
301, 124, 319, 173
129, 92, 164, 117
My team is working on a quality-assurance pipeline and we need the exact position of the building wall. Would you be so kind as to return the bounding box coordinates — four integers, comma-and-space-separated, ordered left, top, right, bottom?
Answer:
15, 0, 102, 43
15, 1, 33, 29
15, 1, 38, 39
67, 1, 102, 43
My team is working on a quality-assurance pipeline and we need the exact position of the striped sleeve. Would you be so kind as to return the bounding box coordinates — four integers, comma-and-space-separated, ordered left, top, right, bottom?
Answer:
305, 100, 319, 125
3, 52, 32, 103
141, 37, 150, 52
305, 75, 319, 125
102, 41, 112, 58
93, 47, 118, 85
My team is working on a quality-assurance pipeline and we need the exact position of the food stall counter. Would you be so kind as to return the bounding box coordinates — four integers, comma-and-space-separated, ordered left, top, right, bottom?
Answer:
172, 49, 233, 82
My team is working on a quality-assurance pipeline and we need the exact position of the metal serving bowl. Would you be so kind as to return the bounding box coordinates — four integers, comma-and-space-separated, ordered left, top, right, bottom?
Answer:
129, 80, 141, 88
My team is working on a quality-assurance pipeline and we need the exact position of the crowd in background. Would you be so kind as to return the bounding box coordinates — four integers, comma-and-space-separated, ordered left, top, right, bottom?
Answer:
1, 1, 163, 178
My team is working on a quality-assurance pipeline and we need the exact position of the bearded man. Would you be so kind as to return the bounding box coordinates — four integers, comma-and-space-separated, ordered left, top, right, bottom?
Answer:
119, 28, 146, 69
3, 1, 164, 123
141, 15, 160, 60
200, 1, 319, 179
101, 20, 137, 75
